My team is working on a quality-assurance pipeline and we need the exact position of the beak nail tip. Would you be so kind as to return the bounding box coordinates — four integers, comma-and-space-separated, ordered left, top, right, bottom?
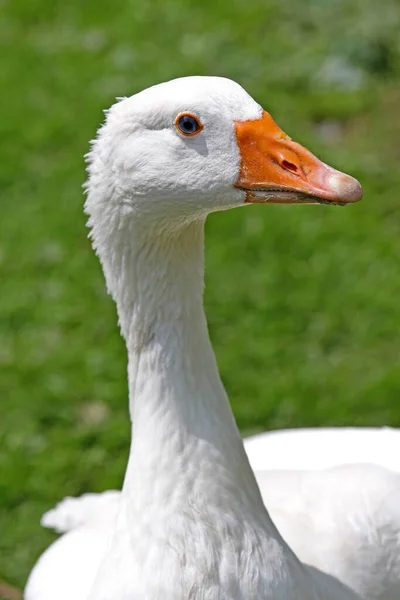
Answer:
330, 173, 363, 203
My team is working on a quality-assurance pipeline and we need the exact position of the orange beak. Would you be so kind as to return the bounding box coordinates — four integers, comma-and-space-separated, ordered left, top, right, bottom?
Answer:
234, 111, 362, 205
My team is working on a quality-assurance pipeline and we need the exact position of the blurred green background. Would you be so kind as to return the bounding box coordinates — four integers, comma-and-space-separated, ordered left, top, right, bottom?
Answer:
1, 0, 400, 591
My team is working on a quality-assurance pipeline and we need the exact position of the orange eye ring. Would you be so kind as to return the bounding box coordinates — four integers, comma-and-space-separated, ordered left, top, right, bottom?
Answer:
175, 112, 203, 137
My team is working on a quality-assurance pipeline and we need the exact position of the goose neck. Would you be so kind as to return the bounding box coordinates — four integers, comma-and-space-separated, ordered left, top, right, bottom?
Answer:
112, 218, 266, 515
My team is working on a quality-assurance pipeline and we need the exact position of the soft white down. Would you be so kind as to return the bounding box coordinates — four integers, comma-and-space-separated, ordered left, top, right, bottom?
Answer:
25, 77, 400, 600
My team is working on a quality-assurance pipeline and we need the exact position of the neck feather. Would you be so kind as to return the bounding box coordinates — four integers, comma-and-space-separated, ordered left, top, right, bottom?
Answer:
92, 211, 268, 516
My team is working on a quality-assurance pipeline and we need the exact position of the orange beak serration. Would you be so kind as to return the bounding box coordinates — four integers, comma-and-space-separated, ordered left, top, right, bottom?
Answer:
234, 111, 362, 205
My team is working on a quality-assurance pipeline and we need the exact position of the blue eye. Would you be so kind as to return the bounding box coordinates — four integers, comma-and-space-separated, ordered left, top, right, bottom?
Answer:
175, 113, 203, 136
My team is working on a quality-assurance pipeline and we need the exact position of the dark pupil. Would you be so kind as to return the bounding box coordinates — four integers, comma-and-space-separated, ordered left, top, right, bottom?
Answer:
179, 115, 198, 133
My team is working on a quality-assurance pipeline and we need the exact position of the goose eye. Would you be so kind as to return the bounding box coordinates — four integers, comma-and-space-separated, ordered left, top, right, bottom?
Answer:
175, 113, 203, 137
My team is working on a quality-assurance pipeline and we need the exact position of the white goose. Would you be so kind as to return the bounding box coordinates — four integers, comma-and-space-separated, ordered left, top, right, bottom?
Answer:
25, 76, 400, 600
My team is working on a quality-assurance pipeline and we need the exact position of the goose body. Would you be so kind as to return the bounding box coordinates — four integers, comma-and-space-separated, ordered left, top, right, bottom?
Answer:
27, 463, 400, 600
24, 76, 400, 600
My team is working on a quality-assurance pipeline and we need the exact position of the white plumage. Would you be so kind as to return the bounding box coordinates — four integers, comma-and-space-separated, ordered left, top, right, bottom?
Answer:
244, 427, 400, 472
25, 77, 400, 600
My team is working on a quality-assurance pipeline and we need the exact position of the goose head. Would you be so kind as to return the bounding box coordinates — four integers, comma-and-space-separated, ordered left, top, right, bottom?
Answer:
86, 76, 362, 230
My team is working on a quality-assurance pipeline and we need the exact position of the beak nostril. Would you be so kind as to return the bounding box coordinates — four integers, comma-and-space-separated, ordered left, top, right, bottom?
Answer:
281, 160, 299, 174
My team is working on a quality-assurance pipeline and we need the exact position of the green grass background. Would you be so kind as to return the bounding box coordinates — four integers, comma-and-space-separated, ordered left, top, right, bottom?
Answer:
1, 0, 400, 590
